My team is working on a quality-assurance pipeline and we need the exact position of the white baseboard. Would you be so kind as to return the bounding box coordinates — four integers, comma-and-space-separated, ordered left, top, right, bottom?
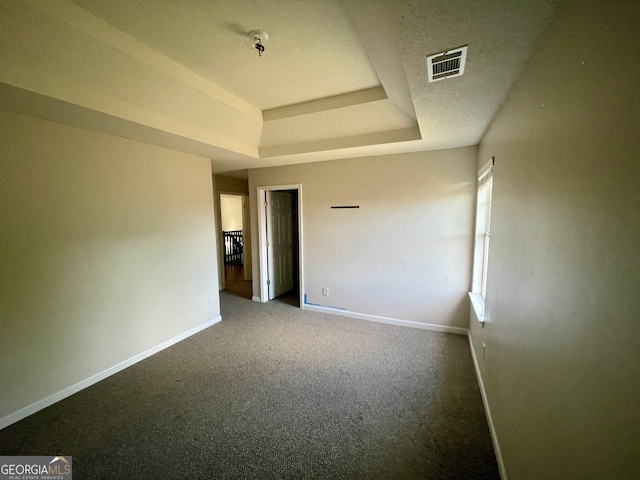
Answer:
468, 331, 507, 480
0, 315, 222, 431
251, 296, 262, 303
303, 304, 468, 335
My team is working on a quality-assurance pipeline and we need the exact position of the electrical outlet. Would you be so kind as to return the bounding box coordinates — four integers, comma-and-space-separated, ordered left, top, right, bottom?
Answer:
208, 296, 215, 306
322, 287, 329, 296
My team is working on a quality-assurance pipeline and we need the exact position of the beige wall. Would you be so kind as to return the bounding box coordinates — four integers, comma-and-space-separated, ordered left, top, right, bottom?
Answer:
220, 194, 243, 231
0, 110, 220, 422
469, 2, 640, 479
214, 175, 249, 195
249, 147, 476, 328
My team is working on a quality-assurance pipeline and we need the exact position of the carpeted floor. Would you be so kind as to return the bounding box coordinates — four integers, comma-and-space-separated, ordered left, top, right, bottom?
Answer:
0, 292, 499, 479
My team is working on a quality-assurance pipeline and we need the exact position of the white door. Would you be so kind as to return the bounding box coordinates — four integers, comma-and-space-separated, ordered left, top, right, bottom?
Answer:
266, 191, 294, 299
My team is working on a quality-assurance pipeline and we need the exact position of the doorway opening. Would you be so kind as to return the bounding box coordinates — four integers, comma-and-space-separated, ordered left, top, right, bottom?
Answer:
220, 193, 251, 299
256, 185, 303, 307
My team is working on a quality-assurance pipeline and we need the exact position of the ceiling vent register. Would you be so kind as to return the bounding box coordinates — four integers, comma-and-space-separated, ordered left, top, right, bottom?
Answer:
426, 46, 468, 82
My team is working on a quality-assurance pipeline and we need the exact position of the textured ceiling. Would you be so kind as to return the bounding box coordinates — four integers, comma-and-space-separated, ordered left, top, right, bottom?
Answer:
0, 0, 561, 175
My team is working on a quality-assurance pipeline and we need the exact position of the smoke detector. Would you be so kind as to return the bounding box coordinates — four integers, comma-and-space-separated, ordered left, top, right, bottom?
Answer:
247, 30, 268, 57
426, 46, 468, 82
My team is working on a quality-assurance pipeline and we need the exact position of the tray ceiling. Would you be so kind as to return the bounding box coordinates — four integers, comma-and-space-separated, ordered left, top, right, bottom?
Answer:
0, 0, 561, 175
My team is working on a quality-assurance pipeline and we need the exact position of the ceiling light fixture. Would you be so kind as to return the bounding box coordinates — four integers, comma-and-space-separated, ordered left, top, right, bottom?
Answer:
247, 30, 268, 57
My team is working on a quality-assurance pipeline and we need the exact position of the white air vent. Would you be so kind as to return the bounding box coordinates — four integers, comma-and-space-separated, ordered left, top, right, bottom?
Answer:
426, 46, 468, 82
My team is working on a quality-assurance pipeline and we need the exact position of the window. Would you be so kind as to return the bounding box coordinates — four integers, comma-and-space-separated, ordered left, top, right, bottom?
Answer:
472, 159, 494, 299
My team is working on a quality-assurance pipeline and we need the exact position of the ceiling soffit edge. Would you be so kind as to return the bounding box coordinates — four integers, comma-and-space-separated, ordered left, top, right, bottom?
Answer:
260, 127, 422, 158
263, 87, 387, 121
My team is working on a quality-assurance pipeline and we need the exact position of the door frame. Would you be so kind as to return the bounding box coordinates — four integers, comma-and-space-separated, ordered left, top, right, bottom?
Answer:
256, 184, 304, 306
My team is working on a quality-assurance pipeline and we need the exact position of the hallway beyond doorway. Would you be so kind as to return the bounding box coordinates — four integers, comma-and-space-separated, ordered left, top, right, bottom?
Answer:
224, 264, 251, 300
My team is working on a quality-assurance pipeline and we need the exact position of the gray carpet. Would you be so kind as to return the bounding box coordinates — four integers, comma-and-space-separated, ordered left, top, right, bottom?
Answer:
0, 291, 499, 479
